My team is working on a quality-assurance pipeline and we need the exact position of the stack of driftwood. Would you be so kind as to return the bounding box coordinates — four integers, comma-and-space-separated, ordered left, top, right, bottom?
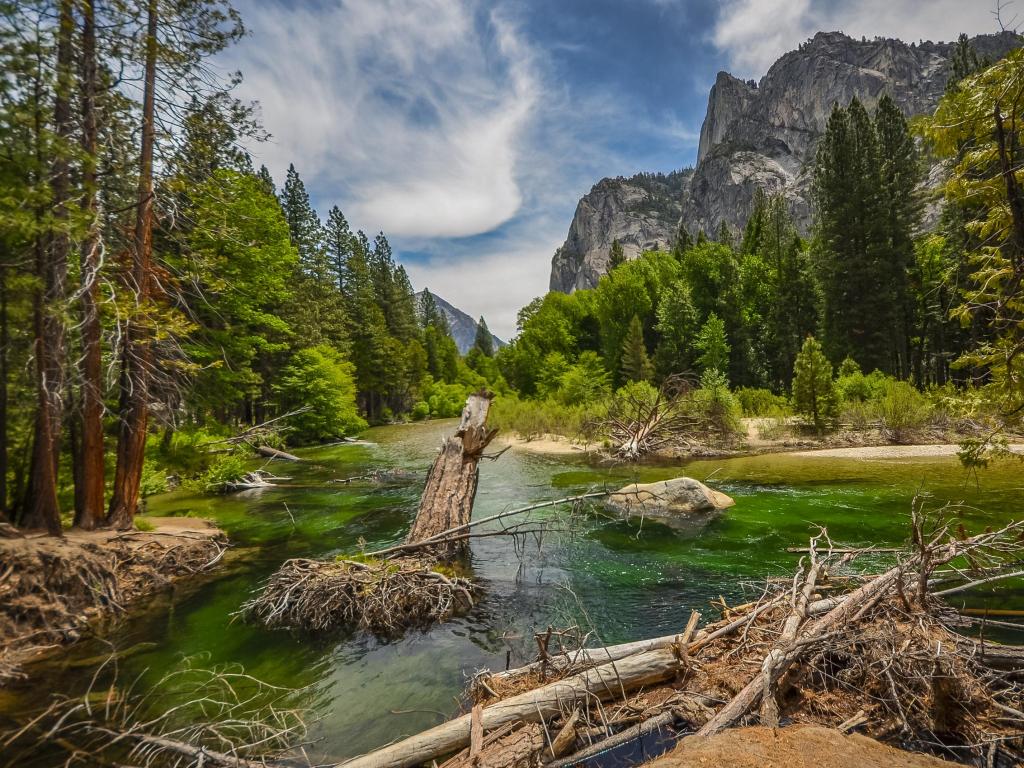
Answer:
338, 516, 1024, 768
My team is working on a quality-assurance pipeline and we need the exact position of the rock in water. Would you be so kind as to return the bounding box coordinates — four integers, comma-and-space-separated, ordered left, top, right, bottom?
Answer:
608, 477, 734, 517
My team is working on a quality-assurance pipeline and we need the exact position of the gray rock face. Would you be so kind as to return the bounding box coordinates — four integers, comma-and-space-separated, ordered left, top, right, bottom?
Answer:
550, 31, 1021, 293
549, 171, 692, 294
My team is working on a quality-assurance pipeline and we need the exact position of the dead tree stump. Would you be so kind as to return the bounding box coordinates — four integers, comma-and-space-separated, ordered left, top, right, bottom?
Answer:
405, 390, 497, 556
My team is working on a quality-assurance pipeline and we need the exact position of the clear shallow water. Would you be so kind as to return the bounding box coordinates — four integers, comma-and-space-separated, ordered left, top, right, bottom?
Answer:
7, 422, 1024, 763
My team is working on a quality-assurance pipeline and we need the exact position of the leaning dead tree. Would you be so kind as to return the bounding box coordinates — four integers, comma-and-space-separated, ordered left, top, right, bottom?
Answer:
339, 508, 1024, 768
405, 390, 498, 553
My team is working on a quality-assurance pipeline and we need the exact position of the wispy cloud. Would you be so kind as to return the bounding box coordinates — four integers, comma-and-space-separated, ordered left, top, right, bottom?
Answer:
234, 0, 537, 239
713, 0, 1002, 78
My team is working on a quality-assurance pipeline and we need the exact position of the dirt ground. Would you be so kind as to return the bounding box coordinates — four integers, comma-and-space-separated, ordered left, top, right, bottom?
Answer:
648, 725, 955, 768
0, 517, 226, 683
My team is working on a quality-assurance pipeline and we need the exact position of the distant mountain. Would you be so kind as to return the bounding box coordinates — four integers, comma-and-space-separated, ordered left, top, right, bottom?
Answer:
415, 291, 506, 355
550, 30, 1022, 293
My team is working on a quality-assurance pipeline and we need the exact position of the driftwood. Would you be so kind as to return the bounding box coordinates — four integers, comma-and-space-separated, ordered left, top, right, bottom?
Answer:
346, 510, 1024, 768
405, 390, 497, 553
337, 647, 681, 768
605, 374, 698, 459
255, 445, 303, 462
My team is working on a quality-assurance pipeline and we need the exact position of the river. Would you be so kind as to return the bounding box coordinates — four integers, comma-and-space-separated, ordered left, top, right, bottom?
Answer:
9, 420, 1024, 764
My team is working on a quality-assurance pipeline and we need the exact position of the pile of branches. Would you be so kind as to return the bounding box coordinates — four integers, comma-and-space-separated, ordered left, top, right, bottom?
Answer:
341, 510, 1024, 768
604, 374, 699, 459
0, 530, 226, 683
239, 557, 476, 637
1, 657, 308, 768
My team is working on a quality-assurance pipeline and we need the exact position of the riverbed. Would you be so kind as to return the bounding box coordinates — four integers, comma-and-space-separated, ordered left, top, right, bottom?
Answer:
7, 420, 1024, 764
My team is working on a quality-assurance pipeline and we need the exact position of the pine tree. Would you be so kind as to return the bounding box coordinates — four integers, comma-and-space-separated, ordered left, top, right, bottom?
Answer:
672, 220, 693, 261
325, 205, 353, 292
608, 238, 625, 271
654, 279, 698, 375
792, 336, 838, 434
813, 98, 890, 373
695, 313, 730, 375
473, 317, 495, 357
620, 314, 652, 382
256, 164, 275, 196
279, 164, 327, 279
875, 93, 922, 377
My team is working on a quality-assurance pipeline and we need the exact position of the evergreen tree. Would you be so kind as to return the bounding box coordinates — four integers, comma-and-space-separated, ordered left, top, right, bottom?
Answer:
256, 164, 275, 196
792, 336, 839, 434
716, 220, 734, 249
875, 93, 922, 377
325, 205, 353, 292
473, 317, 495, 357
695, 313, 730, 375
672, 220, 693, 261
813, 98, 890, 373
279, 164, 326, 276
654, 279, 699, 376
608, 238, 625, 271
948, 33, 982, 92
620, 314, 653, 382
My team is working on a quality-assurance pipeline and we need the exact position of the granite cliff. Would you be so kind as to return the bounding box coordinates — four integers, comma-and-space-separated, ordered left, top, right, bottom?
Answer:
550, 30, 1021, 293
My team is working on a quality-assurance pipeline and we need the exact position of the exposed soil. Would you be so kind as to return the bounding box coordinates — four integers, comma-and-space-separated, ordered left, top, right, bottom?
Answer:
0, 517, 227, 683
648, 725, 955, 768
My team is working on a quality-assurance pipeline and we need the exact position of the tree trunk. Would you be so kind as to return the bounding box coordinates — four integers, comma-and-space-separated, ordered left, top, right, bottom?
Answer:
74, 0, 105, 530
24, 0, 74, 536
0, 261, 8, 517
405, 391, 496, 554
108, 0, 157, 530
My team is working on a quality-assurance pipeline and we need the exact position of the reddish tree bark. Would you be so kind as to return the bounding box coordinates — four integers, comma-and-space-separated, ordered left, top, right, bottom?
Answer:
107, 0, 157, 530
73, 0, 105, 530
23, 0, 74, 536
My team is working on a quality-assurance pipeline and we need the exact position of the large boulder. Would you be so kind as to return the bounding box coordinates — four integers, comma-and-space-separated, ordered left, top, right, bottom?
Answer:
607, 477, 734, 518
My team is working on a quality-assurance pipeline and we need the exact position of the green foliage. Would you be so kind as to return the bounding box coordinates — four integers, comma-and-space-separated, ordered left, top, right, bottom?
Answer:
275, 345, 366, 443
488, 394, 607, 444
473, 316, 495, 357
734, 387, 790, 418
836, 368, 890, 404
139, 460, 170, 499
690, 369, 743, 439
620, 315, 653, 382
556, 351, 611, 404
654, 279, 698, 376
608, 238, 625, 270
196, 454, 249, 494
695, 313, 730, 375
792, 336, 839, 433
410, 401, 430, 421
876, 380, 932, 444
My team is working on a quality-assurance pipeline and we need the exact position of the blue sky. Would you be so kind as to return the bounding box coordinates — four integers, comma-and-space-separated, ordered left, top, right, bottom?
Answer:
225, 0, 999, 339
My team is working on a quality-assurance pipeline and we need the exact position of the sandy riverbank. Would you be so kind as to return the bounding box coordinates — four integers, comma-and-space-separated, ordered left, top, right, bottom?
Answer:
790, 443, 1024, 459
0, 517, 227, 683
493, 433, 598, 456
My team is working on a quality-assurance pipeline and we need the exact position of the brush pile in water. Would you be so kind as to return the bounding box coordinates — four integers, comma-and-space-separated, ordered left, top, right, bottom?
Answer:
339, 511, 1024, 768
239, 557, 475, 637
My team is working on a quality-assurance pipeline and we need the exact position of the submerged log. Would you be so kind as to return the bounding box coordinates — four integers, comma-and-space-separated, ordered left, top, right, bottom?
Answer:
405, 390, 497, 554
338, 647, 681, 768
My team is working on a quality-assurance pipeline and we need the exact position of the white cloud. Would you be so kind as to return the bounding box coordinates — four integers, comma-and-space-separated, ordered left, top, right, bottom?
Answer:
713, 0, 1002, 78
233, 0, 537, 239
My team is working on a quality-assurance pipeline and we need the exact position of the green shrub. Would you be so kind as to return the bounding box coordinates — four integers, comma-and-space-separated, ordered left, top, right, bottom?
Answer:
139, 459, 169, 498
411, 401, 430, 421
275, 345, 367, 443
755, 416, 788, 440
196, 453, 249, 493
792, 336, 839, 433
876, 380, 931, 443
836, 369, 891, 404
690, 369, 743, 439
735, 387, 789, 417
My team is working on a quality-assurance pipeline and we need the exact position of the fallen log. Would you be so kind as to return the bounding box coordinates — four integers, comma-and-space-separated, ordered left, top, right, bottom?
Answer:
405, 390, 497, 555
546, 710, 678, 768
255, 445, 302, 462
337, 647, 682, 768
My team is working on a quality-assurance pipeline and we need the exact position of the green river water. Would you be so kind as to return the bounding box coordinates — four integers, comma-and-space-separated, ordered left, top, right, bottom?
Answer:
7, 420, 1024, 763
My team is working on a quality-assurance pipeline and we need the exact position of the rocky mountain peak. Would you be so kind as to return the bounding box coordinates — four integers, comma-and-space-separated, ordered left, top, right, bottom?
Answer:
549, 30, 1021, 294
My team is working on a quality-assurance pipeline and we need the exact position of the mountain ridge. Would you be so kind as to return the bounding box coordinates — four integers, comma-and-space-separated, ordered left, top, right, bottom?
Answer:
415, 290, 506, 355
549, 30, 1022, 293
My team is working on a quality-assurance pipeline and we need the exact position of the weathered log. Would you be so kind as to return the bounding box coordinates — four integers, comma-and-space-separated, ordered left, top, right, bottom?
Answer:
255, 445, 302, 462
546, 710, 678, 768
405, 391, 497, 553
337, 647, 681, 768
